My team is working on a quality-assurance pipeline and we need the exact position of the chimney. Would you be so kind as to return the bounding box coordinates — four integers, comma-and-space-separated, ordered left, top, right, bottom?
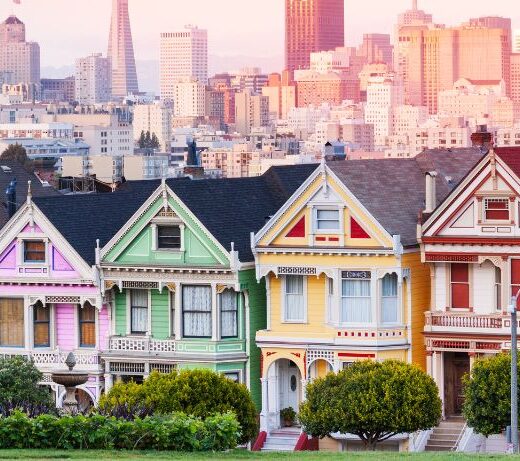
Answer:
471, 125, 493, 153
5, 178, 16, 219
424, 171, 437, 214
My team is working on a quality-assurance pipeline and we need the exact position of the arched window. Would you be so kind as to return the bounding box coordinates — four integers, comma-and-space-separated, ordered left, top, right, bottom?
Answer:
381, 274, 398, 324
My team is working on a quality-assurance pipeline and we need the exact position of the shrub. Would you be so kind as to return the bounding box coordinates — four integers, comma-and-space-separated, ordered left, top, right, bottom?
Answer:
0, 356, 54, 411
0, 411, 239, 451
299, 360, 442, 450
463, 353, 516, 436
99, 369, 258, 444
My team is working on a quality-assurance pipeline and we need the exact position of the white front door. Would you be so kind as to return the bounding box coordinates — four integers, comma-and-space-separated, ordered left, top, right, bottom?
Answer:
279, 360, 300, 412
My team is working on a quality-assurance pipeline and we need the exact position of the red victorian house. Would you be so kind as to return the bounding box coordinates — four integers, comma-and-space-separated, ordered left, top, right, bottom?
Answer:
420, 144, 520, 418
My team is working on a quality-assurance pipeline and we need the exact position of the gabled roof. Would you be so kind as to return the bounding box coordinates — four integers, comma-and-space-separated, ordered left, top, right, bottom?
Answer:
3, 15, 23, 25
328, 148, 483, 246
32, 164, 318, 266
494, 147, 520, 177
0, 161, 59, 227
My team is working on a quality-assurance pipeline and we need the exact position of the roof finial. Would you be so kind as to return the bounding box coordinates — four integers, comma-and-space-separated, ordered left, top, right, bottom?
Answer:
26, 180, 32, 205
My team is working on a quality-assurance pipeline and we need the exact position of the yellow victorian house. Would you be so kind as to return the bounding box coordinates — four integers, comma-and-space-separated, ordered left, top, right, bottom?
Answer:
252, 151, 480, 451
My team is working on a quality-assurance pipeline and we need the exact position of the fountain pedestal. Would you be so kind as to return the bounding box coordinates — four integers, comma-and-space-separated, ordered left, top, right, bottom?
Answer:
51, 352, 89, 415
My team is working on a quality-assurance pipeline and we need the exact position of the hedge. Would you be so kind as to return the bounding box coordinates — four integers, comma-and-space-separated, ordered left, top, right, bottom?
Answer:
99, 369, 259, 444
0, 411, 240, 451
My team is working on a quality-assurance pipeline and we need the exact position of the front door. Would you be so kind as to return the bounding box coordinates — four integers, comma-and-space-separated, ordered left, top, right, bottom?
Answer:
444, 352, 470, 416
279, 360, 300, 413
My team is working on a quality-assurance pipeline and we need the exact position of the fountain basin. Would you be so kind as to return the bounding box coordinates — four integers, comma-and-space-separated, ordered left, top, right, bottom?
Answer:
51, 371, 89, 388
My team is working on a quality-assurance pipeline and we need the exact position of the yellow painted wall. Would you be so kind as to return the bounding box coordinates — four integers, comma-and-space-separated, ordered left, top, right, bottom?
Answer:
403, 251, 431, 371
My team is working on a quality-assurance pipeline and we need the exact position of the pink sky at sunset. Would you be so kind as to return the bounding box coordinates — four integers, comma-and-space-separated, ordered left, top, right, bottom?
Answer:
0, 0, 518, 72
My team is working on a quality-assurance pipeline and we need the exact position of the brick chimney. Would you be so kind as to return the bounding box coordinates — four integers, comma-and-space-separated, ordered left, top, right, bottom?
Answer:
471, 125, 493, 153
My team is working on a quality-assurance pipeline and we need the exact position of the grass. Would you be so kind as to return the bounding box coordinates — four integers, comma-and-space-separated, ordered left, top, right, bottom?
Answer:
0, 451, 519, 461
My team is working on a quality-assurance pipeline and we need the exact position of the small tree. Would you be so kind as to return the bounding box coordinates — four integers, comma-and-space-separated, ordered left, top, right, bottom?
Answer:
0, 356, 54, 409
463, 353, 515, 436
0, 144, 33, 171
138, 130, 146, 148
151, 133, 160, 149
299, 360, 442, 450
144, 131, 152, 148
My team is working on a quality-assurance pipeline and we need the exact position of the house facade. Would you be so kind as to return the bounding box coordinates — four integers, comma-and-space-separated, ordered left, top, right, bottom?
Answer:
253, 152, 481, 450
421, 147, 520, 418
0, 192, 106, 408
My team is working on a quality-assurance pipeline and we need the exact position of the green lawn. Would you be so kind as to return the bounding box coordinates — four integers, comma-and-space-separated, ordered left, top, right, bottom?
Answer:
0, 451, 518, 461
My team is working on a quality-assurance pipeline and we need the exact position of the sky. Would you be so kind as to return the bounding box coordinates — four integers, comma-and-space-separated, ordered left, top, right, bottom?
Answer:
0, 0, 518, 79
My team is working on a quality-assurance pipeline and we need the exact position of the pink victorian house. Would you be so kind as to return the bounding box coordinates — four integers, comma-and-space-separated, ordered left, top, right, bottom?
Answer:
0, 190, 108, 408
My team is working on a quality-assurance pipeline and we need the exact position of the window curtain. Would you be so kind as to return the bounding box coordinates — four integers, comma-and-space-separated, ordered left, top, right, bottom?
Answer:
285, 275, 305, 321
341, 279, 371, 323
220, 290, 238, 338
381, 274, 398, 324
0, 298, 24, 346
183, 286, 212, 337
131, 290, 148, 334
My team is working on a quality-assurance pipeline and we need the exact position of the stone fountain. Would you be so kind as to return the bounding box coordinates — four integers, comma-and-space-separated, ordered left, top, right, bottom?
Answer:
51, 352, 89, 415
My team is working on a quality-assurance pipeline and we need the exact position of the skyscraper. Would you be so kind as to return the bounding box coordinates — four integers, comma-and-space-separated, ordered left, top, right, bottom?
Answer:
75, 53, 112, 104
160, 25, 208, 100
107, 0, 138, 99
285, 0, 344, 73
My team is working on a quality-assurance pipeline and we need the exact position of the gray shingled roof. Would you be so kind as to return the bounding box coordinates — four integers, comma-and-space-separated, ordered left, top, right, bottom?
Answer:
328, 148, 483, 247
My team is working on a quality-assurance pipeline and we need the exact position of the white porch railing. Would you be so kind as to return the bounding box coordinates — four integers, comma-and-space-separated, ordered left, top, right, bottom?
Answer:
0, 350, 100, 366
425, 312, 505, 330
109, 336, 176, 353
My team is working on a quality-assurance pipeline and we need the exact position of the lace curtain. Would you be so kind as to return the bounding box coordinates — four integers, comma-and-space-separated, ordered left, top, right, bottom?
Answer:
183, 286, 212, 337
220, 290, 238, 338
341, 279, 371, 323
285, 275, 305, 321
131, 290, 148, 334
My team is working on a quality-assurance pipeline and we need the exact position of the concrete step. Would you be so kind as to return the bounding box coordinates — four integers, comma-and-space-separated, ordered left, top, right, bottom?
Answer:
433, 428, 464, 436
425, 446, 453, 452
426, 440, 456, 448
263, 438, 298, 446
261, 447, 294, 452
429, 436, 459, 444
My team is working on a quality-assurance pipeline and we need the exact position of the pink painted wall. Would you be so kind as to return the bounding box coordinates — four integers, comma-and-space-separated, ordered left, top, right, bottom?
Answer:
51, 246, 75, 273
98, 305, 109, 351
0, 243, 16, 273
56, 303, 75, 351
0, 285, 98, 296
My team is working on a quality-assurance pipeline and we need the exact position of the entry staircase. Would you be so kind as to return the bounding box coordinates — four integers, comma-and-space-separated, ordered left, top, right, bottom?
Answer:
261, 428, 301, 452
425, 416, 466, 451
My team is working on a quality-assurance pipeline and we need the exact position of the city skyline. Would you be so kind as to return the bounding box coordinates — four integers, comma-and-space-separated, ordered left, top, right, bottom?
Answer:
1, 0, 519, 74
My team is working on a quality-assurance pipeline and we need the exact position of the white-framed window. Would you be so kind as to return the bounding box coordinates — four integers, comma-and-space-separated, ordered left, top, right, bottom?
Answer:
223, 371, 240, 383
495, 266, 502, 311
381, 273, 399, 324
23, 240, 46, 263
220, 289, 238, 338
130, 290, 148, 334
157, 225, 181, 250
484, 198, 509, 221
316, 209, 340, 231
342, 361, 354, 370
0, 298, 24, 347
182, 285, 212, 338
283, 275, 306, 322
341, 271, 371, 323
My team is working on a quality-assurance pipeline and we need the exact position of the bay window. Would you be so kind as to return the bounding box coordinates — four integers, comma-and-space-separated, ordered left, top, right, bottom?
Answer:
220, 289, 238, 338
283, 275, 305, 322
33, 302, 50, 348
182, 285, 212, 338
130, 290, 148, 334
341, 272, 371, 323
79, 304, 96, 348
381, 274, 399, 324
0, 298, 24, 347
450, 264, 469, 309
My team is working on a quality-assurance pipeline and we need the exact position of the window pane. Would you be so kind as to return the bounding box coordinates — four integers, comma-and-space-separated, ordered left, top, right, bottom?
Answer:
317, 209, 339, 230
452, 284, 469, 309
79, 304, 96, 347
0, 298, 24, 346
158, 226, 181, 249
381, 274, 398, 323
220, 290, 238, 338
285, 276, 305, 321
285, 275, 303, 295
33, 304, 50, 347
131, 290, 148, 334
24, 241, 45, 262
451, 264, 468, 283
341, 279, 371, 323
183, 286, 212, 337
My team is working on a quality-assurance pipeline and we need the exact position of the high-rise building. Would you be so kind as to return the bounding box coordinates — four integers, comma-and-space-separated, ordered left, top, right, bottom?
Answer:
357, 34, 393, 66
235, 91, 269, 135
396, 0, 433, 27
514, 29, 520, 53
40, 77, 75, 103
0, 16, 40, 86
285, 0, 344, 72
511, 53, 520, 116
107, 0, 139, 99
160, 25, 208, 100
262, 71, 297, 120
75, 53, 111, 104
173, 77, 206, 117
133, 102, 172, 152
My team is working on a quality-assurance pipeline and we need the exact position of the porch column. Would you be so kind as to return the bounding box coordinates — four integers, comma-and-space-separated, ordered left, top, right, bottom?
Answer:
104, 372, 114, 393
426, 351, 433, 377
432, 351, 445, 419
469, 352, 477, 370
260, 377, 269, 432
301, 378, 309, 401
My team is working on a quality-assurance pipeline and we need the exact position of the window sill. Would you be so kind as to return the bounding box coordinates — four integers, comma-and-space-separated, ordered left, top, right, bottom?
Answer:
281, 320, 308, 325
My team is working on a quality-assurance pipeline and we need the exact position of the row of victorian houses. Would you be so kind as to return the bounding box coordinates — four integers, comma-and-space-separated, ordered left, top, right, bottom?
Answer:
0, 133, 518, 451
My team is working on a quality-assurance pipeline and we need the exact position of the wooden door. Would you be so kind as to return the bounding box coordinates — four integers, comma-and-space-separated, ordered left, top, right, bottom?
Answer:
444, 352, 470, 416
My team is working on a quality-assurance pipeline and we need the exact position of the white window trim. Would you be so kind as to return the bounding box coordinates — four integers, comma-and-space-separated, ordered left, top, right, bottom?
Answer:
338, 270, 375, 327
482, 197, 512, 224
379, 273, 402, 326
151, 221, 185, 252
17, 236, 50, 269
126, 289, 150, 336
32, 302, 55, 350
281, 275, 308, 324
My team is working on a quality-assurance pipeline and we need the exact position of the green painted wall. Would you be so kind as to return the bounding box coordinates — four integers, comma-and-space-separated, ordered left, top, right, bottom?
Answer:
151, 290, 170, 339
115, 290, 127, 336
239, 269, 266, 410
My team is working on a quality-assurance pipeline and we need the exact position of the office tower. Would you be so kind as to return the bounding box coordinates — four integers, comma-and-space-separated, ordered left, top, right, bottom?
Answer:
514, 30, 520, 53
234, 91, 269, 135
133, 102, 172, 152
107, 0, 139, 99
0, 16, 40, 86
160, 25, 208, 100
285, 0, 344, 72
397, 0, 433, 27
173, 78, 206, 117
358, 34, 393, 66
75, 54, 111, 104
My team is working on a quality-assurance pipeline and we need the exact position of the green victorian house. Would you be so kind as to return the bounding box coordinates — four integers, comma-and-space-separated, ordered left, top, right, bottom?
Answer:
99, 165, 316, 407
